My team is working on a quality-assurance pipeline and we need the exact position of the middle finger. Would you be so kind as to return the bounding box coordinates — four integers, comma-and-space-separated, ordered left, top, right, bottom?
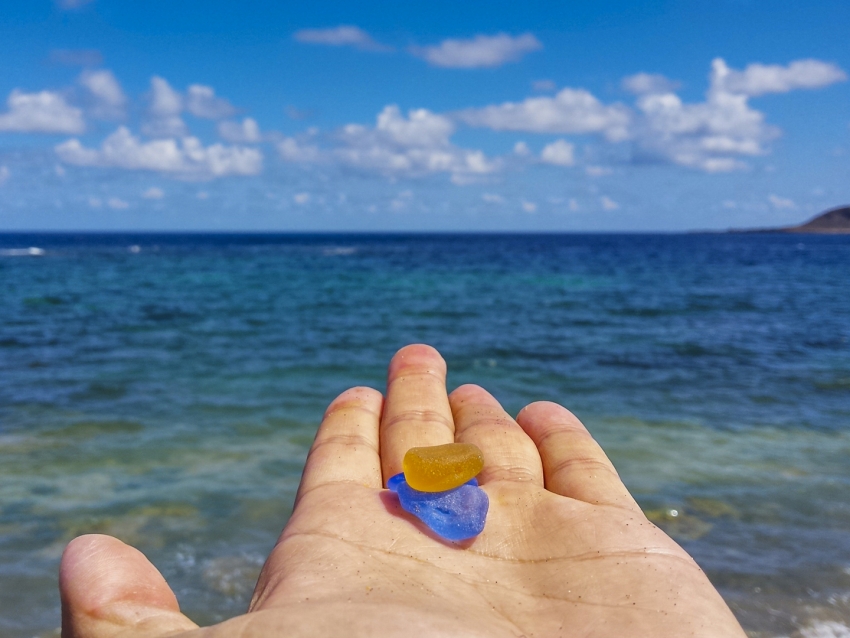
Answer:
380, 344, 455, 484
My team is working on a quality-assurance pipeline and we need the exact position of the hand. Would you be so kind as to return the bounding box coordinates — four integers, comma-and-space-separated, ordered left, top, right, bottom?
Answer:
60, 344, 746, 637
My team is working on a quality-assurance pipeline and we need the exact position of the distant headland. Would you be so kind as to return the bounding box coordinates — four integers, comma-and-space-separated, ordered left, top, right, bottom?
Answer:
731, 205, 850, 234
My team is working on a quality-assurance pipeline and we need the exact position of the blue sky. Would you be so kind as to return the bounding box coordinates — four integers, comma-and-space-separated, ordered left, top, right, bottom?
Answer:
0, 0, 848, 231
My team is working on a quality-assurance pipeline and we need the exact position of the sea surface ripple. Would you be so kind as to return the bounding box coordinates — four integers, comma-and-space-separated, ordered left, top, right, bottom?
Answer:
0, 233, 848, 637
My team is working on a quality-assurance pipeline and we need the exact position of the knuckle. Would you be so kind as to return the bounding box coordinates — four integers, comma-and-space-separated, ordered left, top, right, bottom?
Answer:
383, 409, 454, 434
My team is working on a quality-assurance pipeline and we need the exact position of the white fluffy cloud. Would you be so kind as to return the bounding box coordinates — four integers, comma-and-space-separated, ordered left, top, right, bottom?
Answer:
412, 33, 541, 69
218, 117, 261, 143
143, 76, 185, 137
455, 57, 843, 173
293, 26, 388, 51
632, 59, 782, 172
768, 194, 795, 209
621, 72, 680, 95
458, 88, 631, 142
634, 92, 772, 171
373, 105, 454, 147
601, 196, 619, 210
277, 136, 322, 162
716, 59, 846, 97
186, 85, 235, 119
279, 105, 498, 182
334, 105, 498, 180
78, 70, 126, 119
0, 90, 85, 134
148, 77, 182, 117
628, 59, 846, 171
277, 56, 836, 179
143, 78, 236, 136
540, 139, 575, 166
55, 126, 263, 178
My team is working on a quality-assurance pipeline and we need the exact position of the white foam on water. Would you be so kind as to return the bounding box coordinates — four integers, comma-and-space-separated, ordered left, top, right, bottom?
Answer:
0, 247, 45, 256
201, 554, 264, 598
800, 621, 850, 638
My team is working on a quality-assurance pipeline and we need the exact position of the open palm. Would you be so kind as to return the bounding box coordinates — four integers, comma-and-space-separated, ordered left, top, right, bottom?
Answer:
61, 345, 745, 638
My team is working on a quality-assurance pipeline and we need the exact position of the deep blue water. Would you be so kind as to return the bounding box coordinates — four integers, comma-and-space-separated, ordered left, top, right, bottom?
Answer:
1, 233, 849, 637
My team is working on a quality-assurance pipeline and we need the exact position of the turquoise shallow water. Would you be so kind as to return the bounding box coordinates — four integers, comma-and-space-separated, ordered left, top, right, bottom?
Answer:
1, 233, 849, 637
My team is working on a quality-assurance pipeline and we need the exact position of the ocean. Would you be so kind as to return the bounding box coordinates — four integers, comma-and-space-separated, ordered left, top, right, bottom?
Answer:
1, 232, 848, 637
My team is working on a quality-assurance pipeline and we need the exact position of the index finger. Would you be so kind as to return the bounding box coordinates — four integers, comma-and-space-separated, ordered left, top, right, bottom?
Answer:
294, 386, 384, 505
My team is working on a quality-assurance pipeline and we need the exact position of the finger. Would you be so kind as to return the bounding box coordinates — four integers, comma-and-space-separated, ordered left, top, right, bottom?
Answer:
380, 344, 455, 484
449, 384, 543, 486
295, 387, 383, 504
60, 534, 198, 638
516, 402, 638, 510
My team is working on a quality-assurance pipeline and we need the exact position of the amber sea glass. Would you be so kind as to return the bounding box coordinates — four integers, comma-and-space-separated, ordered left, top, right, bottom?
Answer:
402, 442, 484, 492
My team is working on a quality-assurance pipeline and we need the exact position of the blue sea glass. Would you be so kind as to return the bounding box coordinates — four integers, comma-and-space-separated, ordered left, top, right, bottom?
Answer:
394, 478, 489, 541
387, 472, 477, 492
387, 472, 405, 492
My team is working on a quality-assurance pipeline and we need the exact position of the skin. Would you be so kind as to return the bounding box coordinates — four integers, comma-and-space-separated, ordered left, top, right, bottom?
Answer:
60, 344, 747, 638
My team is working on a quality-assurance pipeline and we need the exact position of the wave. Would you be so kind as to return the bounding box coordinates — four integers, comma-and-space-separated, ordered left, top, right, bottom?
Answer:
0, 247, 45, 256
801, 621, 850, 638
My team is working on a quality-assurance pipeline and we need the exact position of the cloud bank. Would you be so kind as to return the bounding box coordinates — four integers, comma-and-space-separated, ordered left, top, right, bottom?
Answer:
627, 58, 847, 172
458, 88, 631, 142
56, 126, 262, 178
279, 105, 498, 183
458, 57, 845, 172
0, 54, 838, 192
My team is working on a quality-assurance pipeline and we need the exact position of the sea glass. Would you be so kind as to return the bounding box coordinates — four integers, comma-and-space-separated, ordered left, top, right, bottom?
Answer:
402, 443, 484, 492
387, 472, 477, 492
387, 472, 406, 493
395, 479, 489, 541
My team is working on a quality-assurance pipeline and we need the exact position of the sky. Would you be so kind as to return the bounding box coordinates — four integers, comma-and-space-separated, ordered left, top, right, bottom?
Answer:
0, 0, 848, 231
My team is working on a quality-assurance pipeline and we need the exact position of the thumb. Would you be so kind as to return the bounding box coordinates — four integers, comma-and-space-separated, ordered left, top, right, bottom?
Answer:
60, 534, 199, 638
